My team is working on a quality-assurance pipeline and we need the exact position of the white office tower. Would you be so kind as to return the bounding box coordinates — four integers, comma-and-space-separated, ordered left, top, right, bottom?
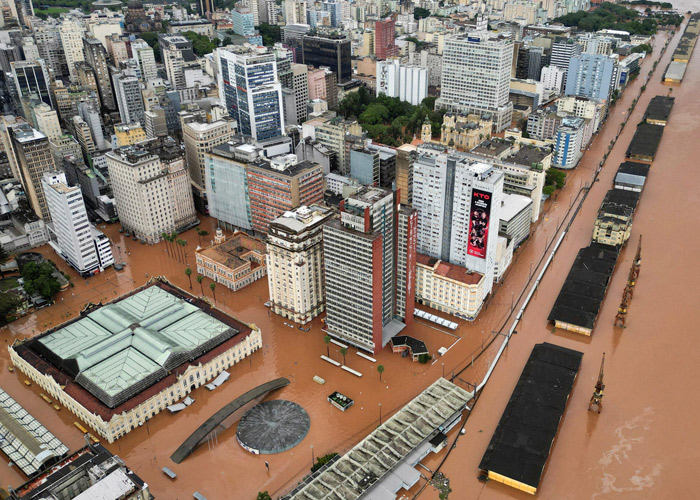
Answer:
131, 39, 158, 82
540, 65, 566, 94
413, 154, 504, 296
112, 68, 145, 125
58, 18, 86, 82
437, 32, 513, 131
376, 59, 428, 106
42, 171, 114, 275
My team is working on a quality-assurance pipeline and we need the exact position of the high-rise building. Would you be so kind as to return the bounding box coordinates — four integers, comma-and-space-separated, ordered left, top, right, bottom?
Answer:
540, 65, 566, 93
182, 119, 237, 201
204, 142, 253, 231
266, 204, 335, 324
112, 69, 145, 125
350, 148, 379, 186
376, 58, 428, 106
553, 116, 584, 169
106, 138, 198, 243
396, 144, 416, 205
321, 0, 342, 27
323, 187, 416, 353
33, 23, 68, 80
232, 4, 256, 37
9, 124, 57, 221
314, 116, 362, 175
72, 115, 97, 159
78, 102, 107, 150
74, 61, 101, 105
217, 47, 285, 140
11, 60, 53, 107
59, 19, 86, 82
246, 154, 324, 233
375, 18, 398, 60
285, 0, 307, 25
31, 103, 61, 142
83, 36, 116, 111
131, 38, 158, 82
42, 171, 114, 275
412, 153, 504, 295
551, 36, 582, 80
301, 34, 352, 84
289, 63, 308, 125
437, 32, 514, 131
565, 53, 616, 102
197, 0, 214, 18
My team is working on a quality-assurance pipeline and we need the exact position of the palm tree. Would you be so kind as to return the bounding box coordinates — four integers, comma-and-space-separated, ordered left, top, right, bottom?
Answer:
340, 347, 347, 366
377, 364, 385, 381
185, 267, 192, 289
161, 232, 170, 254
179, 239, 188, 262
210, 282, 216, 302
197, 275, 204, 295
200, 230, 209, 243
323, 335, 331, 357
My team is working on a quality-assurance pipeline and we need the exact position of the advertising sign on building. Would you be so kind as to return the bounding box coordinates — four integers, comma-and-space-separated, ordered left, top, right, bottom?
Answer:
467, 188, 491, 259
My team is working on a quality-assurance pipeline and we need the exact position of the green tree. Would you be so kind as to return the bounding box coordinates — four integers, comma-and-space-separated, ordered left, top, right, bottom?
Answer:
377, 364, 385, 381
181, 31, 218, 57
256, 492, 272, 500
0, 292, 22, 324
197, 275, 204, 295
258, 23, 281, 46
185, 267, 193, 289
210, 282, 216, 302
414, 7, 431, 19
323, 335, 331, 357
0, 244, 8, 263
418, 353, 431, 364
340, 347, 348, 365
311, 452, 338, 473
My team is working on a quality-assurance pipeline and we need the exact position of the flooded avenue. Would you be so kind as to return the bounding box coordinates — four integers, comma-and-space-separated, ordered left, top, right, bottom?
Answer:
1, 14, 698, 500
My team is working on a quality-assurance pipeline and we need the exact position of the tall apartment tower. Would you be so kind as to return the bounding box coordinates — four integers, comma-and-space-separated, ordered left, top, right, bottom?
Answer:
246, 154, 324, 233
413, 153, 504, 296
9, 125, 56, 221
33, 24, 68, 80
565, 53, 616, 102
375, 18, 398, 60
323, 187, 417, 353
11, 60, 53, 107
217, 47, 285, 140
106, 138, 198, 243
42, 171, 113, 275
291, 63, 309, 125
31, 103, 61, 142
266, 204, 335, 324
112, 69, 145, 125
550, 37, 582, 80
396, 144, 416, 205
131, 39, 158, 83
83, 37, 116, 111
182, 119, 237, 203
436, 32, 514, 131
59, 19, 86, 82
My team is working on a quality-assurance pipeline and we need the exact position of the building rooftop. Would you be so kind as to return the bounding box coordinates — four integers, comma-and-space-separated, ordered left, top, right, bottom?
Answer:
470, 139, 513, 159
12, 444, 148, 500
500, 193, 533, 222
479, 343, 583, 492
507, 145, 550, 168
0, 389, 69, 477
644, 95, 674, 123
287, 378, 472, 500
269, 204, 334, 234
626, 122, 664, 160
12, 281, 253, 419
417, 254, 483, 286
197, 232, 266, 271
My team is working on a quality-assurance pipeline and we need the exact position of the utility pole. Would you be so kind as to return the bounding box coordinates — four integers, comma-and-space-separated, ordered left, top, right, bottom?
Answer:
588, 353, 605, 414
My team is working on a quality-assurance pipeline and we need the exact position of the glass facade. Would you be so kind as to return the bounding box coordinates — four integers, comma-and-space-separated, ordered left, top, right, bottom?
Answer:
301, 35, 351, 84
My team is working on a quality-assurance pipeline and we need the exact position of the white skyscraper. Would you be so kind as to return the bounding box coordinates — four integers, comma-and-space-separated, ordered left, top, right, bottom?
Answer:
413, 153, 504, 296
42, 171, 114, 275
32, 103, 61, 142
59, 18, 86, 81
131, 39, 158, 82
376, 59, 428, 106
437, 32, 514, 131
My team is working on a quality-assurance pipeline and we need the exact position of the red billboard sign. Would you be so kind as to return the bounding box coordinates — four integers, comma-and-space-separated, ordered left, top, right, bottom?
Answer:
467, 188, 491, 259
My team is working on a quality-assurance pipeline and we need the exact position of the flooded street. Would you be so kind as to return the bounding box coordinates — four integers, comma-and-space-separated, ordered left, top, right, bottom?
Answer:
1, 13, 698, 500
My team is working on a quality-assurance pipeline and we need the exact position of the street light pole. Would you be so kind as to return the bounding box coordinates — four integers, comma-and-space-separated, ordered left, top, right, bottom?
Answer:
379, 403, 382, 426
442, 362, 445, 378
311, 445, 315, 468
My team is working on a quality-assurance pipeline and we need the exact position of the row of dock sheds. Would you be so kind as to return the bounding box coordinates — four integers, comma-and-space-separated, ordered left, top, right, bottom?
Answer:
664, 13, 699, 83
548, 96, 673, 336
478, 97, 675, 496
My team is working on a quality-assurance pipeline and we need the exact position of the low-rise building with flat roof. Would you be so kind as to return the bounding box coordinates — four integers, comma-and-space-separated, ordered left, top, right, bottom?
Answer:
415, 253, 487, 321
614, 161, 649, 192
498, 193, 533, 248
9, 279, 262, 443
196, 231, 267, 291
10, 443, 151, 500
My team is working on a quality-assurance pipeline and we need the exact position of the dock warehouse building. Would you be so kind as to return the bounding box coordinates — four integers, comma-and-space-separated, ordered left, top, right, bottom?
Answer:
9, 279, 262, 443
479, 342, 583, 495
286, 378, 473, 499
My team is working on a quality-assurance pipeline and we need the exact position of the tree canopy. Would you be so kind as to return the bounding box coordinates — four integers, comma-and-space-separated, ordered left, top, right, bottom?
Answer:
554, 2, 681, 34
258, 23, 281, 47
414, 7, 431, 20
339, 87, 445, 147
21, 261, 62, 300
181, 31, 220, 57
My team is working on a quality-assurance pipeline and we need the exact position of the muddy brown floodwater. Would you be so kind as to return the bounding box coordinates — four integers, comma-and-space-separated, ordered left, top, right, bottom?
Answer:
1, 18, 698, 500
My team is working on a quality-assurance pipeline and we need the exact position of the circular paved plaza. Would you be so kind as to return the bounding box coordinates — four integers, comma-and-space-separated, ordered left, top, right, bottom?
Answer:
236, 400, 310, 454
